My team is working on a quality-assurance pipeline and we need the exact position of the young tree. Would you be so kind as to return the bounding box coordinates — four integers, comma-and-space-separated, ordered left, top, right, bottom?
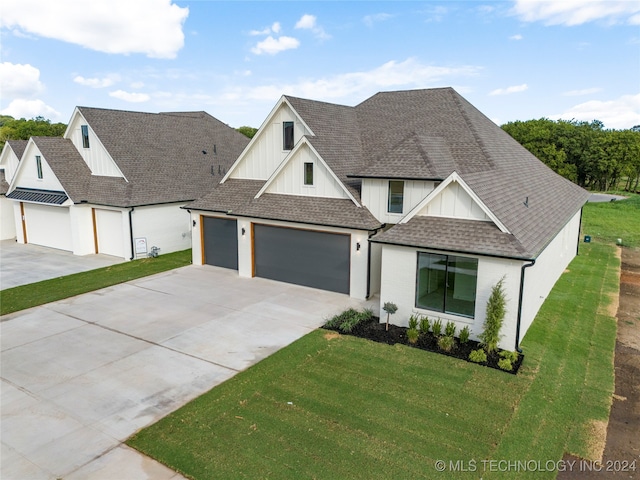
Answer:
479, 276, 507, 354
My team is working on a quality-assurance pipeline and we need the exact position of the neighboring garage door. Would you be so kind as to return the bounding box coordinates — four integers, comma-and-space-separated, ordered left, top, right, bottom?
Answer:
253, 224, 350, 294
203, 217, 238, 270
95, 209, 125, 257
23, 203, 72, 251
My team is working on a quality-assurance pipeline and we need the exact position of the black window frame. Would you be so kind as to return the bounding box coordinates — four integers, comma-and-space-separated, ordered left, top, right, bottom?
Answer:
283, 121, 294, 150
35, 155, 43, 179
81, 125, 90, 148
415, 252, 478, 318
388, 180, 404, 214
303, 162, 314, 186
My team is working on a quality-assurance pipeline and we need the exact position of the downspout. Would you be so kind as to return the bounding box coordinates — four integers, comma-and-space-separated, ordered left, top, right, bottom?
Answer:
576, 208, 584, 256
128, 206, 135, 260
515, 259, 536, 353
365, 227, 384, 299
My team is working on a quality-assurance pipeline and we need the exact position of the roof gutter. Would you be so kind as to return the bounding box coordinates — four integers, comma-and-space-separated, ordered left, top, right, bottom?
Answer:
515, 259, 536, 353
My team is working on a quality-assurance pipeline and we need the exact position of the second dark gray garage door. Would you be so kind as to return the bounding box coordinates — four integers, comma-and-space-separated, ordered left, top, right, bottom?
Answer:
203, 217, 238, 270
253, 224, 350, 294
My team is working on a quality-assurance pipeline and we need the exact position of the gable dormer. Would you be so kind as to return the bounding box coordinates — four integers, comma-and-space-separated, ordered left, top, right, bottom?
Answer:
223, 97, 313, 181
64, 108, 125, 178
0, 140, 25, 184
9, 139, 68, 197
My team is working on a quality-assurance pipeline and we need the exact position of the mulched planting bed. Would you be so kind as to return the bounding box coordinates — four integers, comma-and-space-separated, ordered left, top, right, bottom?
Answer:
323, 316, 524, 374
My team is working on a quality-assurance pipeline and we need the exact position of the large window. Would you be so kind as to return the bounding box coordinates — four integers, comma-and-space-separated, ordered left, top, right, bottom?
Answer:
416, 253, 478, 318
81, 125, 90, 148
388, 180, 404, 213
283, 121, 294, 150
35, 155, 43, 179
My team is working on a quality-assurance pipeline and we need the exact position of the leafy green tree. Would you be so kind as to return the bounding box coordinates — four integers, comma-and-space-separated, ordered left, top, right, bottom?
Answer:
0, 116, 67, 150
479, 276, 507, 354
236, 126, 258, 139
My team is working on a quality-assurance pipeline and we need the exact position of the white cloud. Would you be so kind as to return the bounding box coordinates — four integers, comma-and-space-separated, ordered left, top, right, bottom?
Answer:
251, 35, 300, 55
0, 0, 188, 59
130, 81, 145, 89
563, 87, 602, 96
510, 34, 523, 40
550, 93, 640, 129
109, 90, 151, 102
272, 22, 281, 34
250, 22, 280, 36
0, 99, 61, 120
222, 58, 481, 103
511, 0, 640, 26
0, 62, 44, 100
489, 84, 529, 95
294, 14, 330, 40
73, 75, 119, 88
363, 13, 393, 27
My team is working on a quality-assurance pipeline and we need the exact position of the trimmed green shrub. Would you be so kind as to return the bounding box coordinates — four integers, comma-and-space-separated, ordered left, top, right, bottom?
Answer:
479, 276, 507, 354
419, 316, 430, 335
407, 328, 419, 345
469, 349, 487, 363
445, 321, 456, 337
498, 358, 513, 371
383, 302, 398, 331
438, 335, 454, 352
324, 308, 373, 333
431, 318, 443, 337
499, 350, 519, 363
459, 326, 470, 344
408, 314, 419, 330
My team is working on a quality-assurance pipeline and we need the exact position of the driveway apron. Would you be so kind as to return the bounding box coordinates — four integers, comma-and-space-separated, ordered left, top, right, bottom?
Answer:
1, 265, 372, 479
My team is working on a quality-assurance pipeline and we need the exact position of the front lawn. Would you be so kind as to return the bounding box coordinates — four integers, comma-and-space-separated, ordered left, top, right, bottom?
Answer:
128, 241, 618, 479
0, 249, 192, 316
582, 194, 640, 247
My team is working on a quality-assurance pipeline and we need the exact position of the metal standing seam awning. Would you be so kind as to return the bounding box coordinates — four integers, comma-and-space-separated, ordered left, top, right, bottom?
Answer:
6, 188, 69, 205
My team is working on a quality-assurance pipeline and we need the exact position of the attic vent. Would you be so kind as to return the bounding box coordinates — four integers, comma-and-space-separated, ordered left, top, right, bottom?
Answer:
214, 144, 217, 154
524, 196, 529, 208
202, 150, 207, 154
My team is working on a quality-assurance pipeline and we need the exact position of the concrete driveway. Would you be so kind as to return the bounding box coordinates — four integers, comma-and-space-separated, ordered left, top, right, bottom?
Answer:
1, 240, 125, 290
1, 265, 372, 479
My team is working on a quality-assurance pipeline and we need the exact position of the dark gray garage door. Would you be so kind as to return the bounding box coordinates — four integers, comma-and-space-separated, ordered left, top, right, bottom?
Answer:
203, 217, 238, 270
254, 224, 350, 294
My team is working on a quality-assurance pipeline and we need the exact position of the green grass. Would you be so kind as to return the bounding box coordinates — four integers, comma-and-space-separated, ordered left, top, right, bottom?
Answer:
583, 194, 640, 247
0, 249, 192, 315
127, 243, 618, 480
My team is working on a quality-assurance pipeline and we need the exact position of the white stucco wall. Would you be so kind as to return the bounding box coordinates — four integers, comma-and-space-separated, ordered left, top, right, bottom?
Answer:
378, 244, 522, 350
131, 203, 191, 259
69, 205, 96, 256
191, 212, 371, 299
518, 209, 582, 342
0, 196, 16, 240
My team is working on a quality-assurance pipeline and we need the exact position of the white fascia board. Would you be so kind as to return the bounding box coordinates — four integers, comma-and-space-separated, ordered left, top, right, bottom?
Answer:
62, 107, 81, 139
400, 171, 510, 233
254, 137, 361, 207
221, 96, 315, 183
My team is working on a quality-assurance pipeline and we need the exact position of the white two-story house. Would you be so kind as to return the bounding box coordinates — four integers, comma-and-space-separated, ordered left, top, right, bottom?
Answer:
187, 88, 590, 351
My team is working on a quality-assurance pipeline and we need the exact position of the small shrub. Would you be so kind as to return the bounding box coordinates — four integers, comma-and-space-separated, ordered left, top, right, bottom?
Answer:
431, 318, 443, 337
407, 327, 419, 344
383, 301, 398, 331
324, 308, 372, 333
459, 326, 470, 344
469, 349, 487, 363
419, 316, 430, 335
445, 321, 456, 337
438, 335, 454, 352
499, 350, 519, 363
498, 358, 513, 371
408, 314, 419, 330
479, 276, 507, 354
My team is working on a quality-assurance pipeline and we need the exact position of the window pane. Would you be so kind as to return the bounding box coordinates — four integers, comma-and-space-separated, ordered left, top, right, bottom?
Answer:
416, 253, 446, 311
81, 125, 90, 148
36, 155, 43, 179
304, 162, 313, 185
283, 121, 294, 150
388, 180, 404, 213
445, 256, 478, 317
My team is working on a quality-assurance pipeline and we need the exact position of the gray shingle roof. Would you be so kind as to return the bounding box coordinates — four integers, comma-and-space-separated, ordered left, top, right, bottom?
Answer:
75, 107, 249, 206
6, 140, 28, 159
192, 88, 589, 257
188, 179, 381, 231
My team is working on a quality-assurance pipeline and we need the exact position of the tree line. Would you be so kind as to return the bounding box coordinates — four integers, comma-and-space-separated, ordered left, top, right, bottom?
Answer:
0, 116, 67, 151
502, 119, 640, 192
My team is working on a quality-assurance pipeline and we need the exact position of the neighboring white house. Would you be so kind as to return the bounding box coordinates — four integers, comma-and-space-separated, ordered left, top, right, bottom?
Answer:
3, 107, 249, 259
187, 88, 590, 351
0, 140, 27, 240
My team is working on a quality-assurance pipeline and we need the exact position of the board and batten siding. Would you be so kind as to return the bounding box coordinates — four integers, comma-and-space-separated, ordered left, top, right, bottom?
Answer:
13, 143, 67, 192
360, 179, 436, 224
418, 182, 490, 221
66, 112, 124, 177
230, 103, 312, 180
378, 243, 522, 351
264, 144, 349, 199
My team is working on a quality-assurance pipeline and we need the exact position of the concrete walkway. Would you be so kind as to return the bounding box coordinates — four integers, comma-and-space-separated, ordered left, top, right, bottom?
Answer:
1, 266, 374, 479
1, 240, 125, 290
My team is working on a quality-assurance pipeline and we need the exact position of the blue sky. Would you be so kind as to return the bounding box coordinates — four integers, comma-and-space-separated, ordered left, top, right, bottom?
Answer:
1, 0, 639, 129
